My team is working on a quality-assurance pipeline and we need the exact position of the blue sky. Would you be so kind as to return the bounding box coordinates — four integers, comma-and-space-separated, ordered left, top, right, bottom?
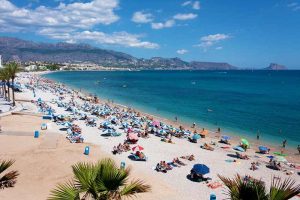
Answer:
0, 0, 300, 68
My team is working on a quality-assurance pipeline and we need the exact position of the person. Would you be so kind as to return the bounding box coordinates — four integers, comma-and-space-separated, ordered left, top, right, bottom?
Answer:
175, 116, 178, 122
256, 131, 260, 140
297, 145, 300, 154
192, 122, 196, 128
250, 162, 258, 171
282, 139, 287, 148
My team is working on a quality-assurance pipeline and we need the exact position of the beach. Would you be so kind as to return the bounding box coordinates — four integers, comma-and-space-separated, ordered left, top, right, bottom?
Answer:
0, 72, 299, 200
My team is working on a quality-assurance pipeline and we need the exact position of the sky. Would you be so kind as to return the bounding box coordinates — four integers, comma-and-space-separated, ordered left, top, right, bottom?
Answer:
0, 0, 300, 69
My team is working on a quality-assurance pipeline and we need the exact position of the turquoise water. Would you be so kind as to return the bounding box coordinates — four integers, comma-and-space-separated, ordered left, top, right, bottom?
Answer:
44, 70, 300, 148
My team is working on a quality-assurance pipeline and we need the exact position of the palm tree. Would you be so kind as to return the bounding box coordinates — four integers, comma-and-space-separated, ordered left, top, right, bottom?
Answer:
0, 159, 19, 189
48, 158, 151, 200
218, 174, 300, 200
6, 62, 21, 107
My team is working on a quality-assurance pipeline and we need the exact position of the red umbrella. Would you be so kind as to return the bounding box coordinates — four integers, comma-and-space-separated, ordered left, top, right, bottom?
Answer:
132, 145, 144, 151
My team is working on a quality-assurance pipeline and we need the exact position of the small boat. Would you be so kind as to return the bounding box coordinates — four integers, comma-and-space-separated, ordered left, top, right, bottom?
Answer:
122, 85, 127, 88
207, 109, 213, 112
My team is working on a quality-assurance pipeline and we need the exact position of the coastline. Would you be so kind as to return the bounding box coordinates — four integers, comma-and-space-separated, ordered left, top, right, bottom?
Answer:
42, 71, 299, 155
0, 71, 298, 200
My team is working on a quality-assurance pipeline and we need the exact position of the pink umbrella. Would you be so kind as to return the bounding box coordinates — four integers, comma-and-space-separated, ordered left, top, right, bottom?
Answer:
152, 121, 160, 127
132, 145, 144, 151
128, 132, 138, 140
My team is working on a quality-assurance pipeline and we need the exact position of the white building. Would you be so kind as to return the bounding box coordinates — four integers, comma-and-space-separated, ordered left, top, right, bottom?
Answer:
0, 55, 3, 68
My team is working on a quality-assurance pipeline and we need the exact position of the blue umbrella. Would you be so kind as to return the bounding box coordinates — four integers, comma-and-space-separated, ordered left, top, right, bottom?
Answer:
192, 164, 210, 175
192, 134, 201, 140
259, 146, 268, 152
267, 155, 275, 159
222, 135, 231, 140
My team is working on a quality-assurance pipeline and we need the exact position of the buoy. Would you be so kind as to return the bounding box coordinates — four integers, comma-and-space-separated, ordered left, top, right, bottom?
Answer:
34, 131, 39, 138
84, 146, 90, 155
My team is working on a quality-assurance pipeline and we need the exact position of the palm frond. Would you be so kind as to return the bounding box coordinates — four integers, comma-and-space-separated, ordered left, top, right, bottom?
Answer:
72, 162, 98, 199
48, 181, 80, 200
96, 158, 129, 192
269, 177, 300, 200
0, 160, 15, 174
218, 174, 268, 200
120, 179, 151, 198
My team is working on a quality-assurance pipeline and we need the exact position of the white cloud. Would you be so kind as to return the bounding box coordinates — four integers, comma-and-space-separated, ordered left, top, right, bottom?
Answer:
132, 11, 153, 23
215, 46, 223, 50
0, 0, 159, 49
0, 0, 119, 30
39, 29, 159, 49
195, 33, 230, 50
182, 1, 192, 6
192, 1, 201, 10
176, 49, 188, 54
182, 1, 200, 10
151, 19, 175, 29
173, 13, 197, 20
287, 2, 300, 11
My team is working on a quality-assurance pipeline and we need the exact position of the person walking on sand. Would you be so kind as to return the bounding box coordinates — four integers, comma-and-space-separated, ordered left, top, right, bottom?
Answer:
192, 122, 196, 128
282, 139, 287, 148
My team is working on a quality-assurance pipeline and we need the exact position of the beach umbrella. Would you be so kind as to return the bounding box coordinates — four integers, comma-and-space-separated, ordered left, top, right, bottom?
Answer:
259, 146, 268, 152
192, 134, 201, 140
132, 145, 144, 151
241, 138, 249, 147
192, 164, 210, 175
128, 133, 138, 140
267, 155, 275, 159
103, 121, 110, 126
63, 122, 72, 127
234, 146, 245, 152
152, 121, 160, 127
222, 135, 231, 140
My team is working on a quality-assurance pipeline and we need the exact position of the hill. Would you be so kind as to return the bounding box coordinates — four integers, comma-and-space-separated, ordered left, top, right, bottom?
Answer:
263, 63, 287, 70
0, 37, 237, 70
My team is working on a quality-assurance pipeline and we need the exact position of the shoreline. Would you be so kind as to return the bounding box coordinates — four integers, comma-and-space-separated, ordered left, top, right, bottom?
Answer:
1, 71, 298, 200
41, 71, 298, 154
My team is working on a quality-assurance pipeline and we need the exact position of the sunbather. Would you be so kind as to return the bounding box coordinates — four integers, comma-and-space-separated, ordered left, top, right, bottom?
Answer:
155, 163, 167, 173
236, 152, 249, 160
250, 162, 258, 171
201, 143, 214, 151
174, 158, 186, 166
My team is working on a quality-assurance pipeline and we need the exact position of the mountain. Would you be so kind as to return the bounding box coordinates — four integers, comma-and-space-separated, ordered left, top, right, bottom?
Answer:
0, 37, 237, 70
263, 63, 287, 70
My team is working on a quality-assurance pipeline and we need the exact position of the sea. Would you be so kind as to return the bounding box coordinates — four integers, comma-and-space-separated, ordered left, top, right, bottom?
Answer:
44, 70, 300, 148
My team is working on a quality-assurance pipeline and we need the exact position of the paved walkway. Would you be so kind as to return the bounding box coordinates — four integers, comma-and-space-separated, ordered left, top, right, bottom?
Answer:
0, 97, 11, 113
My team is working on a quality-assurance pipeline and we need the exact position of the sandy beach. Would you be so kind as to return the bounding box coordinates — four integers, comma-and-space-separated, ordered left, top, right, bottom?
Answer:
0, 72, 299, 200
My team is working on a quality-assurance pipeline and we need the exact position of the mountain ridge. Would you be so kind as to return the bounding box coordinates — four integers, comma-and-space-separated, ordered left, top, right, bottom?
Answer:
0, 37, 237, 70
